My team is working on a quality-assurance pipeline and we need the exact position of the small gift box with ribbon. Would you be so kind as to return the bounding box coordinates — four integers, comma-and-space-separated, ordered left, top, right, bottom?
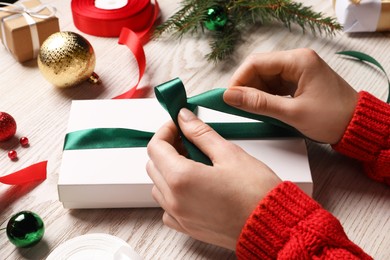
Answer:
333, 0, 390, 32
58, 79, 313, 209
0, 0, 59, 62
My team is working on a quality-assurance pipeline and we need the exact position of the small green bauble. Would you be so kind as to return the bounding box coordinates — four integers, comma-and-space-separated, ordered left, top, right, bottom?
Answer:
204, 6, 228, 31
6, 211, 45, 247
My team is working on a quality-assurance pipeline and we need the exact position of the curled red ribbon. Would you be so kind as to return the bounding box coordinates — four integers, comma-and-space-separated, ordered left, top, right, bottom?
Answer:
114, 27, 146, 99
71, 0, 159, 98
0, 161, 47, 185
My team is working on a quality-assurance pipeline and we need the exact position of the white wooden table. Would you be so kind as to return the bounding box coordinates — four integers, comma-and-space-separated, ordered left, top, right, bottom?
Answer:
1, 0, 389, 259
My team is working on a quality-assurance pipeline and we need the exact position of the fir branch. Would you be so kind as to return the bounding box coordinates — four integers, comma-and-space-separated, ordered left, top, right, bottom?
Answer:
236, 0, 342, 35
154, 0, 342, 62
206, 24, 241, 62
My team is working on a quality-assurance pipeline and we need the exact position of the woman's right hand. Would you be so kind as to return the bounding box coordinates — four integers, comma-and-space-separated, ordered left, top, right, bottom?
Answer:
223, 48, 359, 144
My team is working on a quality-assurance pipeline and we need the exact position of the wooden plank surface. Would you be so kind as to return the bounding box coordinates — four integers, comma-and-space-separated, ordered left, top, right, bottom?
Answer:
1, 0, 389, 259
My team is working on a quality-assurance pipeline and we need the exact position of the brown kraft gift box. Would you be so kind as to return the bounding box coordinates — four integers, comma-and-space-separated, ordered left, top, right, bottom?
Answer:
0, 0, 59, 62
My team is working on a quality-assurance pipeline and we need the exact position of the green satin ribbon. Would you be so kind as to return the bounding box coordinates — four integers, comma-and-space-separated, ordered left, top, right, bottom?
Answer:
64, 78, 298, 165
64, 128, 154, 150
337, 51, 390, 103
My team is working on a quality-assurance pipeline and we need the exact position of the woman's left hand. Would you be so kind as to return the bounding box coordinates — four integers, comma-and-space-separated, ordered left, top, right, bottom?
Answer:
146, 108, 281, 250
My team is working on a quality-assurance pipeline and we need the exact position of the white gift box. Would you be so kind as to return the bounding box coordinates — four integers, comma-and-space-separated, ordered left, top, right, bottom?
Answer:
333, 0, 390, 32
58, 99, 313, 209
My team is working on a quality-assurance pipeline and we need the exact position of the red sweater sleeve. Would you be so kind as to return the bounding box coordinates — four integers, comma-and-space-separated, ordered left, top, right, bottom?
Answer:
236, 182, 372, 259
236, 91, 390, 259
332, 91, 390, 185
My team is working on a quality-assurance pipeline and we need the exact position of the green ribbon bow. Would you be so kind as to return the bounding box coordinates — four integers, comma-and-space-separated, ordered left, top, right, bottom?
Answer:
64, 78, 298, 165
154, 78, 299, 164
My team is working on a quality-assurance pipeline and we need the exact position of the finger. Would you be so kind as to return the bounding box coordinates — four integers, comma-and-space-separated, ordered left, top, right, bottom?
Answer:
223, 86, 296, 127
147, 120, 188, 158
146, 122, 190, 185
147, 121, 183, 170
162, 211, 186, 234
151, 185, 167, 208
229, 49, 310, 91
147, 120, 203, 186
178, 108, 236, 163
149, 120, 178, 147
146, 160, 171, 197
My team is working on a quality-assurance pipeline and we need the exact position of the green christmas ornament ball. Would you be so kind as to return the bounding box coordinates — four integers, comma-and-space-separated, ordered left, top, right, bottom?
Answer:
204, 6, 228, 31
6, 211, 45, 247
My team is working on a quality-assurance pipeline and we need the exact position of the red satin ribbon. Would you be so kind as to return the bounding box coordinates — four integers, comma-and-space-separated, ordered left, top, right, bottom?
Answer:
114, 27, 146, 99
0, 161, 47, 185
71, 0, 156, 38
71, 0, 159, 99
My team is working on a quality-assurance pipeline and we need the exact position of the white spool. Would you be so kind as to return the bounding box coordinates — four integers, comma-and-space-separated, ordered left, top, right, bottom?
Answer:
95, 0, 128, 10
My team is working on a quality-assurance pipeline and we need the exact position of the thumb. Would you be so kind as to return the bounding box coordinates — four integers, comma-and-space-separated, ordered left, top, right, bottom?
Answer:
223, 87, 293, 125
178, 108, 232, 163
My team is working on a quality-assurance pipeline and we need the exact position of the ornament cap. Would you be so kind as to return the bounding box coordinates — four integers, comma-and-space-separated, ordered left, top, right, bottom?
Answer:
88, 72, 101, 84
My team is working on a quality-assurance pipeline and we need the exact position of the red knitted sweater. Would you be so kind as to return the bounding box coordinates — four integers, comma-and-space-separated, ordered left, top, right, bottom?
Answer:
236, 91, 390, 259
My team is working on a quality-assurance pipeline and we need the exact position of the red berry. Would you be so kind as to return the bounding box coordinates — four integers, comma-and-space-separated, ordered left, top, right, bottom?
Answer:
0, 112, 17, 141
20, 137, 29, 147
8, 150, 17, 160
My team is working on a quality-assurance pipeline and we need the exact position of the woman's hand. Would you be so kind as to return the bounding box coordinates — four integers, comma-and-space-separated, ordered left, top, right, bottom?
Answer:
223, 48, 359, 144
146, 108, 281, 250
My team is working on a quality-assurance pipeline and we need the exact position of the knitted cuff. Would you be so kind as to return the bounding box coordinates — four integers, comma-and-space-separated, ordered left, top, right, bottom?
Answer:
332, 91, 390, 161
235, 181, 321, 259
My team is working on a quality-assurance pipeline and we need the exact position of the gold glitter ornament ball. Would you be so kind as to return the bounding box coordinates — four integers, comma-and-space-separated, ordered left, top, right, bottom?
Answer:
38, 31, 98, 88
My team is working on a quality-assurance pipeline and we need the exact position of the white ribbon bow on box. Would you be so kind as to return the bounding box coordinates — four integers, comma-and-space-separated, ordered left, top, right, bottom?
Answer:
0, 2, 56, 58
334, 0, 382, 32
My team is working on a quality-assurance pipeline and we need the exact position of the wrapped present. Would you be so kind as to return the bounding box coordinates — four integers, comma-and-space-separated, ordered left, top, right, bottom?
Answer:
0, 0, 59, 62
333, 0, 390, 32
58, 80, 313, 209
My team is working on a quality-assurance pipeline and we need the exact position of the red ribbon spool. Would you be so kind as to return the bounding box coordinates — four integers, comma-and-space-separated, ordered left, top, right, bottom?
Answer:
71, 0, 158, 38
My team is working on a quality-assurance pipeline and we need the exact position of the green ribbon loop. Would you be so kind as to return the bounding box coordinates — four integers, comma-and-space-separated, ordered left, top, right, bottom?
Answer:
337, 51, 390, 103
154, 78, 190, 125
64, 78, 298, 166
155, 78, 213, 164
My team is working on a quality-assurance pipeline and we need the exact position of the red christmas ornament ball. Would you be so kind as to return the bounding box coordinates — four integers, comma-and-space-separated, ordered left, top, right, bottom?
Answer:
0, 112, 17, 141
